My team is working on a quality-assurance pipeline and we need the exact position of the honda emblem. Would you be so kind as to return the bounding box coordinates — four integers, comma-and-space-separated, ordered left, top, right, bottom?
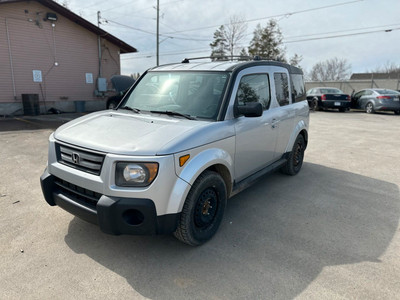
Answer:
71, 152, 80, 165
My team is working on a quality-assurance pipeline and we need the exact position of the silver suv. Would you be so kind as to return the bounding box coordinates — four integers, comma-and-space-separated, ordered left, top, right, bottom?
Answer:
40, 59, 309, 246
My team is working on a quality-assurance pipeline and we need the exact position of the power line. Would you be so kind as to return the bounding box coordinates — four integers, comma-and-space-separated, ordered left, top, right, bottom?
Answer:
104, 19, 211, 41
283, 27, 400, 43
120, 25, 400, 60
78, 0, 114, 11
284, 23, 400, 40
121, 47, 211, 60
163, 0, 364, 34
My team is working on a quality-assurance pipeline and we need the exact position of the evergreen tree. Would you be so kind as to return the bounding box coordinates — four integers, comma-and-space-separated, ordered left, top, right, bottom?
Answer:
210, 25, 228, 61
238, 48, 249, 60
289, 54, 303, 68
248, 20, 285, 60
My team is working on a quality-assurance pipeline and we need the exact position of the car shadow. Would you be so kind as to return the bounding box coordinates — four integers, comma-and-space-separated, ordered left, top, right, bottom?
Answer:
64, 162, 400, 299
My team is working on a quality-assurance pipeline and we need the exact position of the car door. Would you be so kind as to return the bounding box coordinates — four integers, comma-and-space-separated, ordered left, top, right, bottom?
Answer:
359, 90, 374, 108
272, 71, 295, 157
351, 91, 363, 108
233, 69, 279, 182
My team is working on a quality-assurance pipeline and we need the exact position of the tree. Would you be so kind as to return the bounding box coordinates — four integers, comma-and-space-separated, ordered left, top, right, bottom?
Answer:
370, 61, 400, 73
224, 15, 248, 60
238, 48, 249, 60
248, 20, 286, 60
210, 25, 228, 61
210, 16, 247, 61
310, 57, 351, 81
289, 54, 303, 69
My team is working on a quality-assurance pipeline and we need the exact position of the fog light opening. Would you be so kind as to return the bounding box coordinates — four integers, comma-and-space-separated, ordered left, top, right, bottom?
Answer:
122, 209, 144, 226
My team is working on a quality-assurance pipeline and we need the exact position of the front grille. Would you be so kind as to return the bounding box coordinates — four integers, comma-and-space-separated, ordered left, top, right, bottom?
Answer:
56, 143, 105, 175
54, 177, 102, 209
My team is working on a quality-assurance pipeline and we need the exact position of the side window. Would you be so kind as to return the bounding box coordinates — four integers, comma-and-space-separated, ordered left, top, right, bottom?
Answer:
354, 91, 364, 98
236, 74, 270, 109
291, 74, 306, 102
274, 73, 290, 106
365, 90, 373, 96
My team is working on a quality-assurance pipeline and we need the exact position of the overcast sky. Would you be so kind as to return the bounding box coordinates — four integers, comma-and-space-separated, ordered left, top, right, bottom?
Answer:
61, 0, 400, 76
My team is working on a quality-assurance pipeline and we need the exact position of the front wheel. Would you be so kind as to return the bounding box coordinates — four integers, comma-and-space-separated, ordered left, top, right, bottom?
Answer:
281, 135, 305, 176
174, 171, 227, 246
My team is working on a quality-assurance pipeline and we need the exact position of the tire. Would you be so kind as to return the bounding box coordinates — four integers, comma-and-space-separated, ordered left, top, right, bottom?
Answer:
281, 135, 305, 176
339, 108, 346, 112
365, 102, 375, 114
394, 110, 400, 115
174, 171, 227, 246
312, 99, 319, 111
107, 100, 119, 109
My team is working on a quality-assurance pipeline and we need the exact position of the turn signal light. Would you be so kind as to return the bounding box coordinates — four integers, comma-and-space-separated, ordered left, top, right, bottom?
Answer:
179, 154, 190, 167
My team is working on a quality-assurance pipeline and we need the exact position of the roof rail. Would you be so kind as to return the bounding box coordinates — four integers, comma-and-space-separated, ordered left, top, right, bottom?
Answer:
181, 56, 255, 63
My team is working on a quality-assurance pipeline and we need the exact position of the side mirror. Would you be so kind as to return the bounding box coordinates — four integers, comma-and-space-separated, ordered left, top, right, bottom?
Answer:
236, 102, 263, 117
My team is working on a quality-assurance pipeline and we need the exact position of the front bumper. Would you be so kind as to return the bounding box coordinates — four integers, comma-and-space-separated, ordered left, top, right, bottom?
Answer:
40, 169, 179, 235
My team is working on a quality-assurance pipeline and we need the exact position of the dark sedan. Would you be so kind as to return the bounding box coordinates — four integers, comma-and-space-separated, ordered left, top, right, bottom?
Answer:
351, 89, 400, 114
306, 87, 351, 112
106, 75, 136, 109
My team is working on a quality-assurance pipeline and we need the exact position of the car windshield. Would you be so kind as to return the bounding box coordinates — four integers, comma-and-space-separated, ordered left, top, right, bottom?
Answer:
121, 71, 230, 120
320, 88, 343, 94
376, 89, 400, 95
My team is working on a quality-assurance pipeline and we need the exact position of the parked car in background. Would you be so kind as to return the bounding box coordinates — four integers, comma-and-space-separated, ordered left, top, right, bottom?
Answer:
106, 75, 136, 109
306, 87, 351, 112
351, 89, 400, 114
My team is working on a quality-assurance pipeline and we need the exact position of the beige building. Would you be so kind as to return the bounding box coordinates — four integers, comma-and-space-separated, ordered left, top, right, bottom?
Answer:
0, 0, 137, 115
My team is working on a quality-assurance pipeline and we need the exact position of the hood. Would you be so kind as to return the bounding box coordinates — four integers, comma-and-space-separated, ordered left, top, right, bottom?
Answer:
54, 111, 234, 156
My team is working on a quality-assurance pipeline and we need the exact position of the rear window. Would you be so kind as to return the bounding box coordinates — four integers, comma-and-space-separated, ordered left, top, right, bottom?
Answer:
376, 89, 400, 95
291, 74, 306, 102
320, 88, 343, 94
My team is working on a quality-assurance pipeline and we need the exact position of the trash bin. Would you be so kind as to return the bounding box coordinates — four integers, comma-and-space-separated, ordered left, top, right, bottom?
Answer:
74, 101, 86, 113
22, 94, 40, 116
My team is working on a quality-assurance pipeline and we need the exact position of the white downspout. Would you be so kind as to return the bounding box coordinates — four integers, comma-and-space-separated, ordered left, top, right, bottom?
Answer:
5, 18, 17, 100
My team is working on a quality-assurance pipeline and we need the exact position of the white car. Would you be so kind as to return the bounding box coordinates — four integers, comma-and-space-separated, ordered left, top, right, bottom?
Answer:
41, 58, 309, 246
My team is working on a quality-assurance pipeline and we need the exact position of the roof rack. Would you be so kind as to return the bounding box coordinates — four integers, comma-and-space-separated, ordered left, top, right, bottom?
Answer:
181, 56, 258, 63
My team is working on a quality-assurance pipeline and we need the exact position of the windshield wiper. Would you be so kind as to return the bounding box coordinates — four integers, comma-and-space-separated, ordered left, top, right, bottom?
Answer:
150, 110, 196, 120
119, 106, 141, 113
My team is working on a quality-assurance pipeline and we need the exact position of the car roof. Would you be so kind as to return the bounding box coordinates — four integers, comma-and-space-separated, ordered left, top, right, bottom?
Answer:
150, 60, 303, 74
312, 87, 342, 90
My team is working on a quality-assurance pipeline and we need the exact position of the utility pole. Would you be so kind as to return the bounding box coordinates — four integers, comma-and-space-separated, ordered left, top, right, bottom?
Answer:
97, 11, 102, 77
156, 0, 159, 66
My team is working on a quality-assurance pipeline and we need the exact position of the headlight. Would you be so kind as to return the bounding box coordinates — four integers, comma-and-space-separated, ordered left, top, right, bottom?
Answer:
115, 162, 159, 187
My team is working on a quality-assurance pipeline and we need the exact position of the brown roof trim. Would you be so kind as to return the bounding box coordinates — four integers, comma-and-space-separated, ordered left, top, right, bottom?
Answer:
0, 0, 137, 53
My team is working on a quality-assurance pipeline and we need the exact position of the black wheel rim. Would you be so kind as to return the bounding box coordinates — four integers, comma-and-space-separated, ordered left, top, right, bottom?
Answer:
194, 188, 218, 230
293, 140, 304, 167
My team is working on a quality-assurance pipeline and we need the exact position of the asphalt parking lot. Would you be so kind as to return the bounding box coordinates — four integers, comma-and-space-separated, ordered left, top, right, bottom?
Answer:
0, 110, 399, 299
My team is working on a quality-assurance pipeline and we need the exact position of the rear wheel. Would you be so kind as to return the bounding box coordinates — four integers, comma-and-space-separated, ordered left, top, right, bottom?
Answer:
339, 108, 346, 112
365, 102, 375, 114
174, 171, 227, 246
394, 110, 400, 115
281, 135, 305, 176
312, 99, 319, 111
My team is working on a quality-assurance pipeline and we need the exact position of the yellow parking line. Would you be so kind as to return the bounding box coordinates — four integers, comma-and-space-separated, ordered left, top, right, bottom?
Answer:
13, 117, 42, 126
